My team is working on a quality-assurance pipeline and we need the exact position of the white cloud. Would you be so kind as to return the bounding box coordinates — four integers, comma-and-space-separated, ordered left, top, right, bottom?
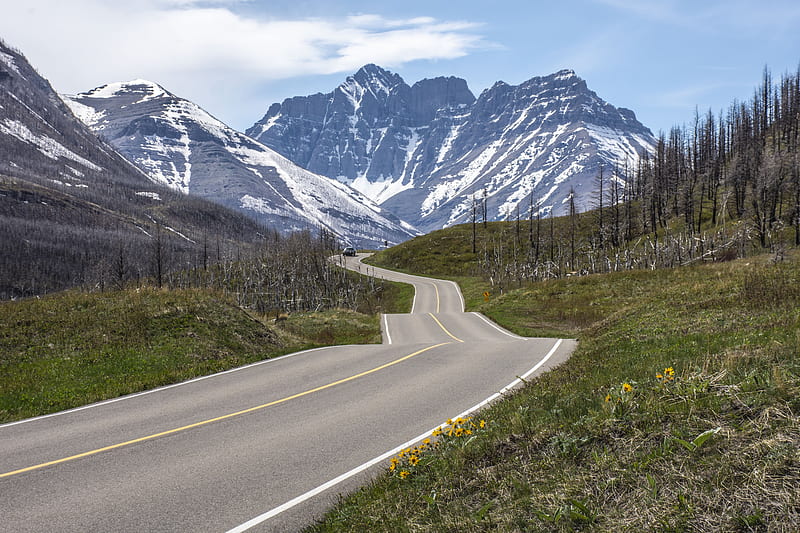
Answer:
0, 1, 486, 92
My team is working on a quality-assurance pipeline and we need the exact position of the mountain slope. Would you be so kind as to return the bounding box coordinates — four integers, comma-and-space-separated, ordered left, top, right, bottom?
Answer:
250, 66, 655, 232
0, 39, 267, 298
65, 81, 417, 248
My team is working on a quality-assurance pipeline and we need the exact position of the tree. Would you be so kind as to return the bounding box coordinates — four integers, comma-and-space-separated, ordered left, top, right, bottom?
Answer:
153, 223, 164, 289
472, 194, 478, 253
595, 163, 606, 250
568, 187, 577, 270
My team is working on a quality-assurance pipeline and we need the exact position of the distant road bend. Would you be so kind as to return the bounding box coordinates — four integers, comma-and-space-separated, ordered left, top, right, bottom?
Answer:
0, 254, 576, 532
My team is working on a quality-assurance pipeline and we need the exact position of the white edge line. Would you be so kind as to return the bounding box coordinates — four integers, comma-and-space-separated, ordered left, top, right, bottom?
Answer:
0, 345, 337, 429
410, 284, 418, 314
226, 338, 565, 532
382, 314, 393, 345
449, 280, 465, 312
471, 312, 527, 340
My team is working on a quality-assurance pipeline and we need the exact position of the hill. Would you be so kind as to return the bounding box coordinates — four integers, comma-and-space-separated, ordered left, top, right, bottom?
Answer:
0, 272, 413, 423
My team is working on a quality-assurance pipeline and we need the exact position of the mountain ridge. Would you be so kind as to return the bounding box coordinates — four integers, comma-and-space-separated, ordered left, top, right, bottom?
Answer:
65, 79, 418, 248
249, 65, 656, 232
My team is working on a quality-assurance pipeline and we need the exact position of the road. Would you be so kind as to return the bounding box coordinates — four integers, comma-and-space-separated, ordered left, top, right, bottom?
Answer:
0, 254, 575, 532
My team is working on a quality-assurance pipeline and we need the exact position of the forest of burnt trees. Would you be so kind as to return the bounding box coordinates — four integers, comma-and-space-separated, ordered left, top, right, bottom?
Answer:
0, 177, 388, 316
637, 67, 799, 249
478, 66, 800, 288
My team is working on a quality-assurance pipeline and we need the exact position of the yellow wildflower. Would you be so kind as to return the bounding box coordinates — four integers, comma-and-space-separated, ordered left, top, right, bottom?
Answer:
622, 383, 633, 393
399, 470, 410, 479
479, 420, 487, 429
605, 394, 611, 402
409, 455, 419, 466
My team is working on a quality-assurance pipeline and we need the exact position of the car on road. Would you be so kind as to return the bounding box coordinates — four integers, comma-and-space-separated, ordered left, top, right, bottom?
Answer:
342, 246, 357, 256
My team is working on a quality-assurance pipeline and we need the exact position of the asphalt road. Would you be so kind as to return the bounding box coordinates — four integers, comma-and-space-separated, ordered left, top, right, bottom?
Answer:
0, 254, 575, 532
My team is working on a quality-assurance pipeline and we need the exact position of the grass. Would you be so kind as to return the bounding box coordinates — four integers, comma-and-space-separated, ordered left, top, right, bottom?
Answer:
308, 253, 800, 531
0, 278, 413, 423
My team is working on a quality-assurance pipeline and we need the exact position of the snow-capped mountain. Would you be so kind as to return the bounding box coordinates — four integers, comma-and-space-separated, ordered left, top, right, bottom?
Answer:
248, 64, 476, 207
65, 80, 417, 248
249, 65, 656, 232
0, 39, 267, 298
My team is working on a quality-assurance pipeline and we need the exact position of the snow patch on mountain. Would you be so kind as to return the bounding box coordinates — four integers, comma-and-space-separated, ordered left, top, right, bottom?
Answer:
82, 79, 169, 104
63, 98, 107, 128
136, 191, 162, 201
0, 118, 103, 171
0, 50, 22, 77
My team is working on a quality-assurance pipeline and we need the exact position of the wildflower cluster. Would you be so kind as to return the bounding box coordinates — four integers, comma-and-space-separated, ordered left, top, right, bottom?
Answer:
432, 416, 486, 439
604, 382, 635, 404
656, 366, 676, 384
389, 417, 487, 480
389, 438, 434, 479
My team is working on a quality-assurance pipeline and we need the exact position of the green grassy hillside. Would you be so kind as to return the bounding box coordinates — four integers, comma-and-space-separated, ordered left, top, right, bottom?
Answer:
0, 279, 412, 423
311, 252, 800, 531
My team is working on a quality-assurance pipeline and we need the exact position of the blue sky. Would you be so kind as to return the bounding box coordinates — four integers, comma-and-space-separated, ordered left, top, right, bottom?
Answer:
1, 0, 798, 134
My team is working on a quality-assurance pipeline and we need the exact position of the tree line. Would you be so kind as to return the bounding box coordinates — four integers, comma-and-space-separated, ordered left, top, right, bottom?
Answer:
473, 65, 800, 291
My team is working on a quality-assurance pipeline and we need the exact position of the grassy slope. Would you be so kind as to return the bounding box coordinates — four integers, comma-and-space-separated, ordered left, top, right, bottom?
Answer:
0, 279, 413, 423
314, 241, 800, 531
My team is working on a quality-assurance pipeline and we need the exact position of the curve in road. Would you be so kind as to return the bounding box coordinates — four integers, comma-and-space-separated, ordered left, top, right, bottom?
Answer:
0, 253, 575, 532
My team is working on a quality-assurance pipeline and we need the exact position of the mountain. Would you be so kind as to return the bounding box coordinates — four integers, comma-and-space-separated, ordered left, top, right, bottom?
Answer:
249, 65, 656, 232
0, 39, 274, 298
64, 80, 417, 248
247, 64, 476, 206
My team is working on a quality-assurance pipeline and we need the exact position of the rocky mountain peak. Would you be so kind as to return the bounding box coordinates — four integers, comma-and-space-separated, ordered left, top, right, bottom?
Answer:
409, 76, 475, 123
65, 81, 418, 247
552, 68, 577, 80
80, 79, 172, 102
249, 65, 656, 232
340, 64, 405, 103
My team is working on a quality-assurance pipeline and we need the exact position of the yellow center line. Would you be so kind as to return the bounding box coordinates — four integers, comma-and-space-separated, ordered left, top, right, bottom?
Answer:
429, 313, 464, 343
1, 342, 450, 479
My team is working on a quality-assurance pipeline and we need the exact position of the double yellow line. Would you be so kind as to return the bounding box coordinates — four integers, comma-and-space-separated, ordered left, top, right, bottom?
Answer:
1, 342, 449, 479
429, 313, 463, 343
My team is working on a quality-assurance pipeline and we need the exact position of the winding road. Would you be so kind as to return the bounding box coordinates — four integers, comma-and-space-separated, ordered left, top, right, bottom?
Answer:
0, 255, 575, 532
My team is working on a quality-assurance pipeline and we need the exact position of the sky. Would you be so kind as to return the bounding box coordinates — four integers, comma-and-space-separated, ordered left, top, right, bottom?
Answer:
1, 0, 798, 135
